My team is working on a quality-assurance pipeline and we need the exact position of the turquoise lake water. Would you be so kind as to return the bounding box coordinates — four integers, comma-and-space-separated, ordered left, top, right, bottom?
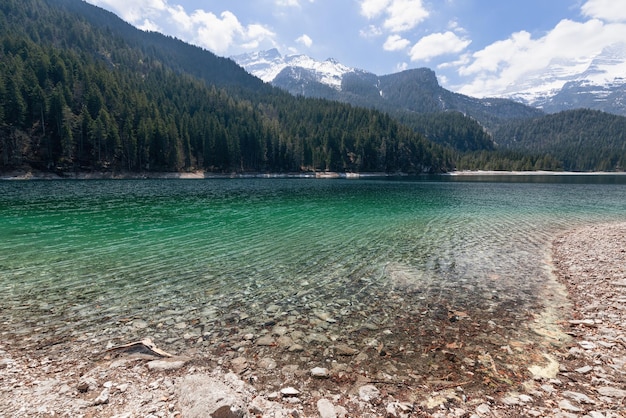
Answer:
0, 175, 625, 378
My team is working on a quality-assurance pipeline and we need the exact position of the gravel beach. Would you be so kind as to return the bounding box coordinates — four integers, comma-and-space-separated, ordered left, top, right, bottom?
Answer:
1, 222, 624, 417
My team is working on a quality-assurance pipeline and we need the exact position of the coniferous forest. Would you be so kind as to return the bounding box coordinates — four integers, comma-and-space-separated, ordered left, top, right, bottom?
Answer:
0, 0, 625, 174
0, 0, 454, 174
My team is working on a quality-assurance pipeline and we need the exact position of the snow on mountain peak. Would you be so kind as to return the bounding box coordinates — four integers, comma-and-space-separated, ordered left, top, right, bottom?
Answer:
501, 41, 626, 107
232, 49, 356, 90
232, 45, 626, 116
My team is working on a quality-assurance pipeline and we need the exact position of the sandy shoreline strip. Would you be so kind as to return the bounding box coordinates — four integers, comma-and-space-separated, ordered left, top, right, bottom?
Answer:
1, 222, 625, 417
2, 168, 626, 181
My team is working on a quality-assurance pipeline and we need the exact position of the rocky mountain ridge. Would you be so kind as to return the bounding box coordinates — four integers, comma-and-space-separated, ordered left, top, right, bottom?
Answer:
233, 46, 626, 117
234, 50, 543, 132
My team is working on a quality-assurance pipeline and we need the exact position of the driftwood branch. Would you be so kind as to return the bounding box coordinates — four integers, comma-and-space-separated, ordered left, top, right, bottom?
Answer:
105, 338, 173, 357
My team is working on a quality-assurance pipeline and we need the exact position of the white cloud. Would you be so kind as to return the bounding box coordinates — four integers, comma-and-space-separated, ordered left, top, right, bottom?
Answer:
359, 0, 392, 19
296, 34, 313, 48
458, 30, 533, 76
437, 53, 470, 69
167, 5, 194, 33
86, 0, 167, 24
581, 0, 626, 22
447, 19, 466, 33
359, 25, 383, 38
183, 9, 276, 55
456, 17, 626, 97
276, 0, 300, 6
383, 35, 410, 51
395, 62, 409, 72
189, 10, 245, 54
359, 0, 429, 32
241, 24, 277, 50
384, 0, 429, 32
409, 31, 471, 61
137, 19, 161, 32
86, 0, 277, 55
275, 0, 314, 5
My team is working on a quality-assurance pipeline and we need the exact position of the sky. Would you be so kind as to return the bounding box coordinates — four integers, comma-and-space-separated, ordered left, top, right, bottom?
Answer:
84, 0, 626, 97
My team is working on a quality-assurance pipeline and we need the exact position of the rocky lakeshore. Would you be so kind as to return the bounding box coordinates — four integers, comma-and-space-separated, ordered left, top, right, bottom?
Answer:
1, 223, 625, 417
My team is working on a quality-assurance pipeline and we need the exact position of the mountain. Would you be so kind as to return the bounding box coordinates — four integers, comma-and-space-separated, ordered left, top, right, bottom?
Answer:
501, 42, 626, 116
232, 48, 359, 91
0, 0, 454, 174
232, 49, 544, 131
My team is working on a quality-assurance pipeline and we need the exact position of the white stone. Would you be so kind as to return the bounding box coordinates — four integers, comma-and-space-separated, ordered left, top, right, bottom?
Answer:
178, 374, 248, 418
501, 396, 519, 406
358, 384, 380, 403
578, 341, 597, 350
558, 399, 582, 412
280, 387, 300, 397
568, 319, 596, 326
310, 367, 330, 378
563, 390, 596, 404
147, 359, 187, 371
597, 386, 626, 398
317, 398, 337, 418
575, 365, 593, 374
92, 388, 110, 406
475, 403, 491, 416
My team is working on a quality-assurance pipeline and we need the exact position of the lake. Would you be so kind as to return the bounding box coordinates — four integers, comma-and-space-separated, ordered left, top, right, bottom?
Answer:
1, 175, 625, 390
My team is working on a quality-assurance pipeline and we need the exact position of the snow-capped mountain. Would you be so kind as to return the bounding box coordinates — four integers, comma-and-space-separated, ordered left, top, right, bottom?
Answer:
232, 49, 543, 130
231, 48, 357, 91
233, 46, 626, 117
500, 42, 626, 115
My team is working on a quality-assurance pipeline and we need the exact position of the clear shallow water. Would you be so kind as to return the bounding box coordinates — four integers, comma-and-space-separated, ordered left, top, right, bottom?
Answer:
1, 176, 625, 381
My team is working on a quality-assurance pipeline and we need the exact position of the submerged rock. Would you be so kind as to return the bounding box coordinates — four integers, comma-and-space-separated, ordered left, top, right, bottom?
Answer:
334, 343, 358, 356
255, 336, 275, 346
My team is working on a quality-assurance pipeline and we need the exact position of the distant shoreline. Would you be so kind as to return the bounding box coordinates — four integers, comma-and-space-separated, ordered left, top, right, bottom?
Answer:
448, 169, 626, 176
2, 168, 625, 180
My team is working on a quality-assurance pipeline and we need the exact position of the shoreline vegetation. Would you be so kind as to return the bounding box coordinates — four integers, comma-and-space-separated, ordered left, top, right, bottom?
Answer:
2, 168, 626, 180
0, 215, 625, 416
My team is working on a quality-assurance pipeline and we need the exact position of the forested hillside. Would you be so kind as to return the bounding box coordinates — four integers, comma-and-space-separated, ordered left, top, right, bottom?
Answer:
493, 109, 626, 171
0, 0, 454, 174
